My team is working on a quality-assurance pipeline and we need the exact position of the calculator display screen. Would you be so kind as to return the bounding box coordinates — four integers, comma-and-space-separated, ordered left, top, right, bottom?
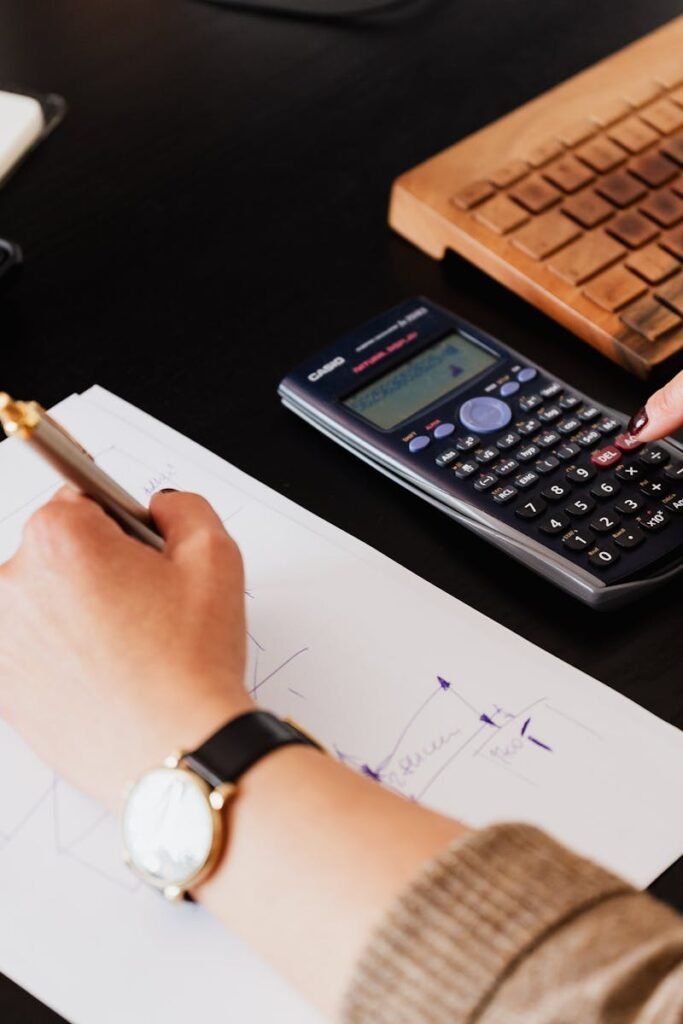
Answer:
343, 333, 498, 430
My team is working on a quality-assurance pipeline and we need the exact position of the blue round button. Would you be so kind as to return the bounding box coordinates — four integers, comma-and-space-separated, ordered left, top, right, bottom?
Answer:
517, 367, 538, 383
459, 397, 512, 434
433, 422, 455, 439
500, 381, 520, 398
408, 435, 430, 453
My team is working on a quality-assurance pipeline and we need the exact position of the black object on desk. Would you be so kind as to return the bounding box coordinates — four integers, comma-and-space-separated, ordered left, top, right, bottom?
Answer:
0, 238, 22, 288
0, 0, 682, 1020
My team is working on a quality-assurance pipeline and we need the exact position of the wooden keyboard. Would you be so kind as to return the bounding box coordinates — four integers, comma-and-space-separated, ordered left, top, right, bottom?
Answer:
389, 16, 683, 378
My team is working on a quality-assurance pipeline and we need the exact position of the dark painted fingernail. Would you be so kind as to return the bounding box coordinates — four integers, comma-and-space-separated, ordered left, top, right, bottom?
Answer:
159, 487, 178, 493
627, 406, 648, 436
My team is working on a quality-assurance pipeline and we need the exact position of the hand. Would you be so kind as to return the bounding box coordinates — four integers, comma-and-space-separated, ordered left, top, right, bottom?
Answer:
628, 368, 683, 442
0, 488, 254, 810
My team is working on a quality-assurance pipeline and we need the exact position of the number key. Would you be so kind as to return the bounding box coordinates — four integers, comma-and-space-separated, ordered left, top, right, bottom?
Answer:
515, 497, 547, 519
588, 544, 620, 570
562, 527, 594, 551
566, 463, 596, 484
615, 494, 645, 515
590, 479, 621, 499
542, 481, 572, 501
590, 511, 620, 533
566, 495, 596, 517
539, 511, 570, 535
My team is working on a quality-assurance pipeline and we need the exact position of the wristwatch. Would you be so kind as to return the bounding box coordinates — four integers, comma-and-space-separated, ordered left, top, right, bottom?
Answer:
122, 710, 323, 901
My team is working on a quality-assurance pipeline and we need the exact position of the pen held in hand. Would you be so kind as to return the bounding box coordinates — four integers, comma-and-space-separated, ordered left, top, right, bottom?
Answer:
0, 393, 164, 551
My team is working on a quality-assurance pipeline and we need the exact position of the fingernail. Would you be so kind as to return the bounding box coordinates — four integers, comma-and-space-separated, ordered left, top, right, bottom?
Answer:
627, 406, 648, 436
159, 487, 178, 493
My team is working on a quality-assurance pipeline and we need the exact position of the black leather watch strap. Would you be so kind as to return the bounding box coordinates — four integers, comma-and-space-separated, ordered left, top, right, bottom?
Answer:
184, 711, 322, 789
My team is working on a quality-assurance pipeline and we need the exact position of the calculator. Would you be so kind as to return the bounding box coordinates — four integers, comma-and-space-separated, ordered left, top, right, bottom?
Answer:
278, 298, 683, 607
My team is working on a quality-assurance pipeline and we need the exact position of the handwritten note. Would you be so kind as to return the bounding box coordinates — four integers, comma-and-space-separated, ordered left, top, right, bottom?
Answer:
0, 387, 682, 1024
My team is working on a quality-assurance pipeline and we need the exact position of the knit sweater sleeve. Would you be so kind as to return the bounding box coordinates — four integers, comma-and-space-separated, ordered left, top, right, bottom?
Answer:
342, 824, 683, 1024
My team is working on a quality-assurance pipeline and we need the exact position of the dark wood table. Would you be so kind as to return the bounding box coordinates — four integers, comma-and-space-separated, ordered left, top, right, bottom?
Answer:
1, 0, 681, 1018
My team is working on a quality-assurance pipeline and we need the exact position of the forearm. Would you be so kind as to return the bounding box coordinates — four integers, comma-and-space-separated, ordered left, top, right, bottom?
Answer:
194, 739, 470, 1017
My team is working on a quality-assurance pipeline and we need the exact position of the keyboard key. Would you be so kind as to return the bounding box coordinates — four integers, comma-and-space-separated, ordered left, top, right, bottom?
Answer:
433, 422, 455, 439
607, 211, 659, 248
595, 170, 647, 207
519, 393, 543, 412
543, 154, 595, 193
539, 511, 570, 535
597, 416, 620, 435
577, 428, 601, 447
583, 264, 648, 311
492, 458, 518, 477
542, 481, 572, 502
613, 526, 645, 549
516, 367, 538, 383
475, 446, 499, 464
566, 495, 596, 517
639, 446, 670, 466
576, 136, 627, 172
628, 151, 678, 187
539, 404, 562, 423
526, 138, 564, 167
474, 472, 497, 491
640, 99, 683, 134
558, 416, 581, 434
641, 478, 667, 497
499, 380, 520, 397
536, 455, 560, 474
665, 494, 683, 513
616, 462, 643, 481
540, 381, 563, 399
435, 448, 459, 467
566, 463, 596, 483
452, 180, 496, 210
578, 405, 601, 422
625, 243, 680, 284
509, 174, 562, 213
514, 470, 538, 489
590, 510, 620, 533
454, 460, 477, 479
535, 430, 561, 448
517, 418, 541, 436
409, 435, 430, 453
516, 443, 541, 462
590, 445, 621, 469
548, 231, 625, 285
559, 393, 580, 410
622, 80, 663, 108
456, 433, 480, 452
488, 160, 529, 187
511, 210, 581, 260
515, 497, 547, 520
620, 296, 681, 341
475, 193, 530, 234
638, 506, 670, 531
591, 479, 621, 499
663, 460, 683, 480
588, 544, 620, 570
615, 494, 645, 515
590, 99, 632, 128
660, 225, 683, 259
615, 432, 643, 452
655, 273, 683, 316
559, 119, 596, 146
496, 430, 520, 450
562, 528, 594, 551
641, 189, 683, 229
556, 442, 581, 461
492, 485, 517, 504
608, 117, 659, 154
562, 189, 613, 228
661, 132, 683, 167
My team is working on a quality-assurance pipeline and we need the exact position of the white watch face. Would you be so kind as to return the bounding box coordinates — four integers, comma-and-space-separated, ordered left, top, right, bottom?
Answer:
122, 767, 216, 890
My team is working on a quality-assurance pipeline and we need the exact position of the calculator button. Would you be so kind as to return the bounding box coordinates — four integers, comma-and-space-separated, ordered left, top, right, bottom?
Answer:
577, 428, 601, 448
588, 544, 620, 570
665, 494, 683, 513
536, 455, 560, 474
590, 511, 620, 533
566, 496, 596, 517
492, 458, 518, 477
556, 442, 581, 461
615, 433, 643, 452
539, 405, 562, 423
409, 435, 430, 453
454, 460, 478, 479
559, 394, 580, 410
641, 479, 667, 497
558, 416, 581, 435
535, 430, 561, 448
615, 462, 642, 482
539, 511, 570, 535
639, 446, 669, 467
663, 460, 683, 480
515, 497, 546, 519
514, 470, 538, 489
615, 494, 645, 515
516, 443, 541, 462
578, 405, 601, 422
590, 479, 621, 500
542, 481, 572, 502
475, 447, 499, 464
519, 394, 542, 413
492, 485, 517, 504
473, 472, 497, 491
433, 422, 455, 440
517, 418, 541, 436
435, 447, 459, 468
496, 430, 520, 450
590, 446, 621, 469
638, 507, 670, 531
517, 367, 538, 383
459, 397, 512, 434
500, 381, 520, 397
597, 416, 620, 435
540, 382, 562, 399
456, 433, 480, 452
562, 528, 594, 551
613, 526, 645, 549
566, 463, 596, 484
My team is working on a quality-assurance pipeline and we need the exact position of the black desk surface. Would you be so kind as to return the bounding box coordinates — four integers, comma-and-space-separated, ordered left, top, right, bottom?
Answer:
1, 0, 682, 1019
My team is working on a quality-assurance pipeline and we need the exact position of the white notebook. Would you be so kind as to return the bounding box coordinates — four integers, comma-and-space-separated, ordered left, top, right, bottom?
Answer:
0, 386, 681, 1024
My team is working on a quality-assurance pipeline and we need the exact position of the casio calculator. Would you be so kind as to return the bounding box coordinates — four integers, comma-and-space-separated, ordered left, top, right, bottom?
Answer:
278, 299, 683, 607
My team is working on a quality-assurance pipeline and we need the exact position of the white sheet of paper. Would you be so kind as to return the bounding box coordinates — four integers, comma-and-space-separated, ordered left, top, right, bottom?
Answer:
1, 389, 682, 1024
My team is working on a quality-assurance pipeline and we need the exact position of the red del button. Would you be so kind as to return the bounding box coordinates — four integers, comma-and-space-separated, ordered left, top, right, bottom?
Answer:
591, 446, 621, 469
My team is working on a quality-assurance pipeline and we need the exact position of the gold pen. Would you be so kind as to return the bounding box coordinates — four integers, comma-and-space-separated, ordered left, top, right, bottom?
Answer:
0, 393, 164, 551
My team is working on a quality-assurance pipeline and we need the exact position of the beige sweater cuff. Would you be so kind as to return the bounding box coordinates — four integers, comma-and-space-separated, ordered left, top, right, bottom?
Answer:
342, 823, 632, 1024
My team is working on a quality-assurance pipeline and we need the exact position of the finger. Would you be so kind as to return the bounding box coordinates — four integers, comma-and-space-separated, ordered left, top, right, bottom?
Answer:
50, 484, 83, 504
628, 369, 683, 442
149, 491, 235, 564
18, 488, 125, 568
